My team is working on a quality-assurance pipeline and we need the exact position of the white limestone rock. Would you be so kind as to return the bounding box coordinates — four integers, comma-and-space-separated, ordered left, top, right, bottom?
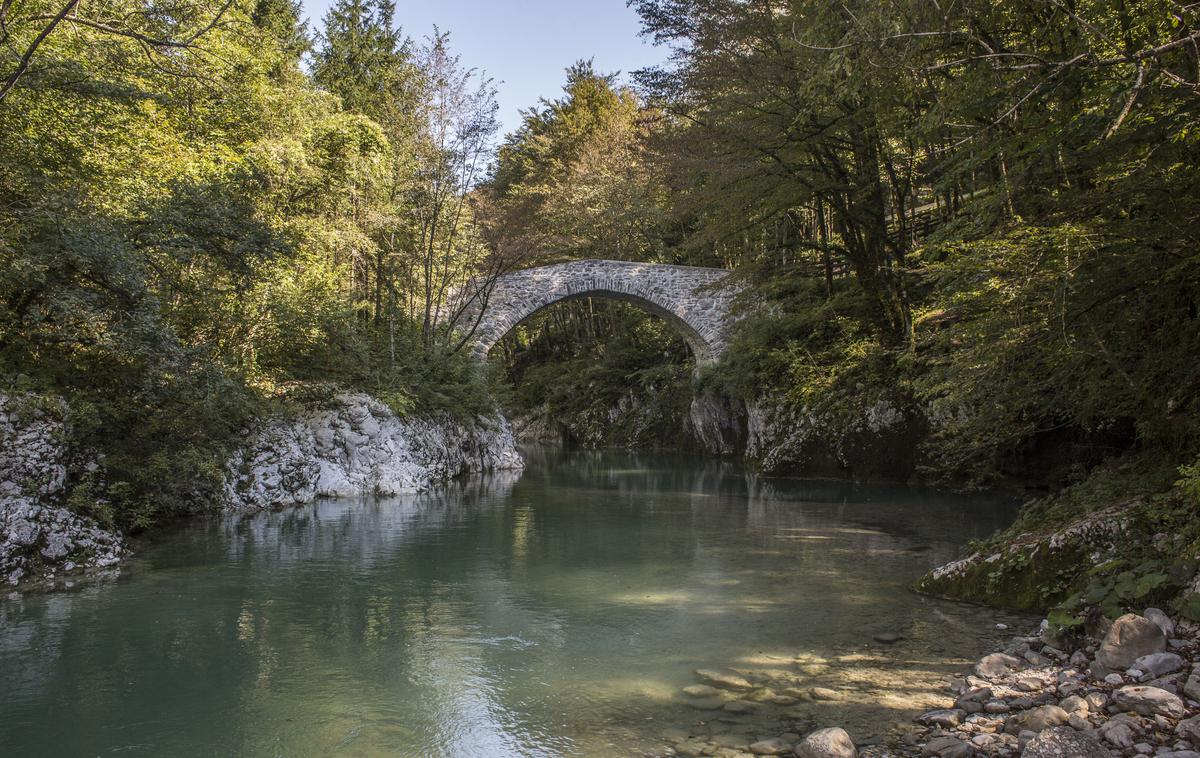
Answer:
0, 393, 124, 585
225, 392, 523, 510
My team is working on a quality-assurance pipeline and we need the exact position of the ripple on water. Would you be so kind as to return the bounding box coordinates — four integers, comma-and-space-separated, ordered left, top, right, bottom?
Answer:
0, 447, 1027, 757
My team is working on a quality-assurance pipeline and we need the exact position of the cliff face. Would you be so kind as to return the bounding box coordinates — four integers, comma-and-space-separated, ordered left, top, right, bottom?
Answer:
224, 392, 524, 510
743, 398, 926, 481
685, 391, 926, 481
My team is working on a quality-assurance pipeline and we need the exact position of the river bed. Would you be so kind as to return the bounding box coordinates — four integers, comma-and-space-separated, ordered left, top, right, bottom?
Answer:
0, 446, 1028, 756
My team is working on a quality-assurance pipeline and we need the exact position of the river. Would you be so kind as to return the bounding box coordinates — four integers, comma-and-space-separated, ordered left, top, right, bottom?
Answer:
0, 446, 1027, 757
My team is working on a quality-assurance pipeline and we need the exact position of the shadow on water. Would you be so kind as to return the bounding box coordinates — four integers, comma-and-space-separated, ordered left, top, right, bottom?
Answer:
0, 445, 1027, 757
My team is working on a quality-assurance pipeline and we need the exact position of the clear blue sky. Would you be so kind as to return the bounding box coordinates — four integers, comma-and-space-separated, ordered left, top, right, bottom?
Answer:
299, 0, 669, 139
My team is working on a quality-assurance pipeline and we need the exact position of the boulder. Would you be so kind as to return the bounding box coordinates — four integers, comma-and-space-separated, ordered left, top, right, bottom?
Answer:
1020, 726, 1114, 758
955, 687, 994, 709
920, 735, 973, 758
1100, 720, 1134, 749
1057, 695, 1088, 714
918, 709, 965, 728
1177, 714, 1200, 742
1093, 614, 1166, 676
1186, 671, 1200, 702
1005, 705, 1069, 734
793, 727, 856, 758
1112, 685, 1186, 718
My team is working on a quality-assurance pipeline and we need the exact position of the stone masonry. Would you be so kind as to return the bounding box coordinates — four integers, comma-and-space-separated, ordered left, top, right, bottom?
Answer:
454, 259, 738, 364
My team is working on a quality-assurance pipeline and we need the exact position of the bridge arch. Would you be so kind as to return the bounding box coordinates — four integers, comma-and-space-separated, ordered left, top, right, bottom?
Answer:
454, 260, 737, 365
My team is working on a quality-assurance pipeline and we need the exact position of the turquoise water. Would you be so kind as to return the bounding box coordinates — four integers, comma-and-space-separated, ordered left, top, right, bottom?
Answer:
0, 447, 1026, 757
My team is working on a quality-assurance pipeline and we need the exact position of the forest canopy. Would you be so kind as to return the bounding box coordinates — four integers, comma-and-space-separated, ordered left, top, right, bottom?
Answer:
1, 0, 1197, 529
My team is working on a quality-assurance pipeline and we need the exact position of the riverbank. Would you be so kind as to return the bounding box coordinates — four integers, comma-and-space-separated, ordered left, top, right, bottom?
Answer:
654, 609, 1200, 758
0, 390, 523, 586
897, 609, 1200, 758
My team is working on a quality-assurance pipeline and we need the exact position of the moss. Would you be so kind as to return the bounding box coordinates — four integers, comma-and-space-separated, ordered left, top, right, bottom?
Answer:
917, 536, 1097, 613
917, 463, 1200, 628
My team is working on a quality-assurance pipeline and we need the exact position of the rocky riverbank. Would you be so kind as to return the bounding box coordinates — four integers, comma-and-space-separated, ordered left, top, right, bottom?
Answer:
2, 390, 523, 586
898, 609, 1200, 758
655, 609, 1200, 758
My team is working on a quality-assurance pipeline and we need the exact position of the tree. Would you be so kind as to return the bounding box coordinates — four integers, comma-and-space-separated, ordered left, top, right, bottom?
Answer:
404, 32, 503, 352
488, 60, 672, 266
312, 0, 409, 119
0, 0, 239, 105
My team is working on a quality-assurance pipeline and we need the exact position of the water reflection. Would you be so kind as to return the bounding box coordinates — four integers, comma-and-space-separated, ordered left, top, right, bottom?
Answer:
0, 447, 1024, 757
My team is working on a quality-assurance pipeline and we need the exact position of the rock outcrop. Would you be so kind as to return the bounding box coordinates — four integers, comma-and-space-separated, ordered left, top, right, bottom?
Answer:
3, 389, 525, 584
744, 397, 924, 480
917, 503, 1133, 612
685, 390, 746, 456
224, 392, 524, 510
0, 394, 123, 586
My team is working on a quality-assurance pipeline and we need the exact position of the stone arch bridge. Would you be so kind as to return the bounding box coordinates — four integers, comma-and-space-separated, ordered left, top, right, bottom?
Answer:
453, 259, 738, 365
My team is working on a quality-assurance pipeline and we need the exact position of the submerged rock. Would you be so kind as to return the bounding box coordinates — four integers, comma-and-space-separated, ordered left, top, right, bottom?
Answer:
682, 684, 723, 698
747, 737, 791, 755
695, 669, 754, 691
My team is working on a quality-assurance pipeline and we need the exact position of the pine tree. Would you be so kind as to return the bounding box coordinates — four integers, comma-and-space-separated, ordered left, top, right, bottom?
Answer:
312, 0, 408, 119
251, 0, 311, 69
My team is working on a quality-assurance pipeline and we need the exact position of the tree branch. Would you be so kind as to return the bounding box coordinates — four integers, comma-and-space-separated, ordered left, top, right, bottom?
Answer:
0, 0, 80, 105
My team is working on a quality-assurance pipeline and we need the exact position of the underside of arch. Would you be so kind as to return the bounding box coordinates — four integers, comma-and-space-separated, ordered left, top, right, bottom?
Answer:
474, 289, 717, 365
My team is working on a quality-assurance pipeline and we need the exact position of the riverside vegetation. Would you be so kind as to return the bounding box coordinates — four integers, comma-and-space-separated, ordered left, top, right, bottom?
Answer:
1, 0, 1200, 754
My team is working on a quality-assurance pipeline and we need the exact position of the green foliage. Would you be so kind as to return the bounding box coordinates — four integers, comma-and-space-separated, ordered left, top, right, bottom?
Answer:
1178, 459, 1200, 503
500, 300, 694, 448
705, 273, 893, 410
0, 0, 505, 531
628, 0, 1200, 487
488, 60, 672, 265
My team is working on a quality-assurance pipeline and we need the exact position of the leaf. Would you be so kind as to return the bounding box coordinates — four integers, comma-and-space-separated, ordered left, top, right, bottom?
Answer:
1177, 595, 1200, 623
1132, 572, 1168, 599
